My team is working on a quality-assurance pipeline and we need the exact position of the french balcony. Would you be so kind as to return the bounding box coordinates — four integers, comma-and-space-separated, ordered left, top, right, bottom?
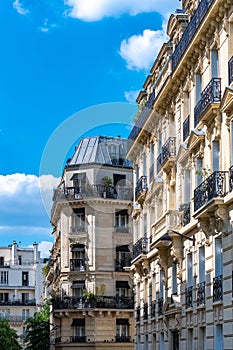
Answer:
136, 306, 140, 322
194, 171, 228, 212
213, 274, 223, 302
115, 336, 131, 343
157, 137, 176, 170
158, 297, 163, 316
70, 224, 88, 234
185, 286, 193, 308
183, 115, 190, 141
179, 203, 191, 226
229, 56, 233, 85
70, 259, 86, 272
229, 165, 233, 192
194, 78, 221, 127
143, 302, 148, 320
53, 296, 134, 310
135, 176, 147, 201
115, 254, 131, 271
0, 299, 36, 306
70, 336, 86, 343
197, 281, 205, 306
151, 300, 156, 318
172, 0, 215, 71
132, 237, 148, 261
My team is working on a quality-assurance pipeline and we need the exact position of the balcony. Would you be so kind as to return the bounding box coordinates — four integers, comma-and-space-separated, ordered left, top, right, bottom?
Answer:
194, 78, 221, 127
197, 281, 205, 306
229, 165, 233, 192
194, 171, 228, 212
158, 297, 163, 316
54, 185, 133, 202
183, 115, 190, 141
53, 296, 134, 310
70, 259, 86, 272
115, 336, 131, 342
143, 303, 148, 320
113, 226, 129, 234
229, 56, 233, 85
213, 274, 223, 302
0, 316, 26, 323
157, 137, 176, 169
0, 299, 36, 307
172, 0, 215, 71
135, 176, 147, 201
70, 224, 88, 234
132, 237, 148, 261
70, 336, 86, 343
185, 286, 193, 308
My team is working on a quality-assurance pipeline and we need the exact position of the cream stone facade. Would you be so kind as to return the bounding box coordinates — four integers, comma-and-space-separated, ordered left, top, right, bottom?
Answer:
48, 136, 134, 349
127, 0, 233, 349
0, 241, 44, 345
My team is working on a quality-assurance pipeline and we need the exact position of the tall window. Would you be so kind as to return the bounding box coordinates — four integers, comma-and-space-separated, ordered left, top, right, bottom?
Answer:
172, 262, 178, 295
212, 141, 220, 172
72, 208, 85, 231
0, 309, 10, 320
116, 319, 129, 341
22, 309, 30, 321
160, 270, 164, 299
184, 169, 191, 204
22, 293, 29, 304
214, 324, 223, 350
195, 73, 202, 103
143, 214, 147, 238
150, 143, 155, 182
199, 327, 206, 350
187, 329, 194, 350
143, 154, 147, 176
22, 272, 29, 286
196, 158, 203, 186
72, 280, 85, 298
0, 257, 4, 266
0, 293, 9, 303
72, 319, 85, 340
116, 281, 130, 297
215, 238, 222, 277
199, 246, 205, 283
115, 210, 128, 230
0, 272, 8, 285
211, 50, 219, 78
160, 332, 165, 350
187, 254, 193, 287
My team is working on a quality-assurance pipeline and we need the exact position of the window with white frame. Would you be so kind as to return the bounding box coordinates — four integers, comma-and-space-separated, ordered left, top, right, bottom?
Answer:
187, 253, 193, 287
198, 246, 205, 283
0, 271, 8, 285
215, 237, 222, 277
22, 309, 30, 321
116, 319, 129, 340
115, 209, 128, 230
72, 319, 85, 338
0, 309, 10, 319
172, 262, 178, 295
72, 208, 85, 231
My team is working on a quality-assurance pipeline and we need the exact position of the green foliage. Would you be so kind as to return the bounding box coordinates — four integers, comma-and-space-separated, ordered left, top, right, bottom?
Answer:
102, 176, 113, 187
24, 300, 50, 350
0, 319, 22, 350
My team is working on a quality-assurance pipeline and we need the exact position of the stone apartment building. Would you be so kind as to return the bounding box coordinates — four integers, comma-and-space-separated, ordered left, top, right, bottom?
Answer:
0, 241, 44, 345
47, 136, 134, 349
127, 0, 233, 349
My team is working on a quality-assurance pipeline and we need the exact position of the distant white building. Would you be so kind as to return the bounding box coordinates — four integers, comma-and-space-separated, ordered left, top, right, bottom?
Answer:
0, 241, 45, 344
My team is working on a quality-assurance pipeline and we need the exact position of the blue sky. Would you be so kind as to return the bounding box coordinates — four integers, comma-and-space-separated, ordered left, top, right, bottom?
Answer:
0, 0, 178, 256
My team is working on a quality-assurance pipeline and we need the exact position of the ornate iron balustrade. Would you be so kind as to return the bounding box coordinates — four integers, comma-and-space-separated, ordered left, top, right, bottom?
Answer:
70, 259, 86, 271
183, 115, 190, 141
194, 78, 221, 127
143, 303, 148, 320
136, 306, 140, 322
158, 297, 163, 316
132, 237, 148, 260
151, 300, 156, 317
194, 171, 228, 212
172, 0, 215, 71
229, 56, 233, 85
229, 165, 233, 192
53, 296, 134, 310
0, 299, 36, 307
158, 137, 176, 167
70, 336, 86, 343
197, 281, 205, 306
116, 336, 131, 343
115, 253, 131, 271
185, 286, 193, 308
180, 203, 190, 226
213, 274, 223, 302
135, 176, 147, 200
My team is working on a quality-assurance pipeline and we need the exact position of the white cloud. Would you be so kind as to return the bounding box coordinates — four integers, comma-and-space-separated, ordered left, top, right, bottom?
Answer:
124, 90, 140, 104
13, 0, 29, 15
64, 0, 176, 21
28, 241, 53, 258
119, 27, 168, 71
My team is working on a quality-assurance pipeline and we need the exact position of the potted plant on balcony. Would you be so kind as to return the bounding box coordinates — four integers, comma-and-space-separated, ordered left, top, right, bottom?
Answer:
83, 290, 96, 308
102, 176, 114, 198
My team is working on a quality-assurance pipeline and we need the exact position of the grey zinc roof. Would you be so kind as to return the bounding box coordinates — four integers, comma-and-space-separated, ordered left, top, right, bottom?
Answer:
68, 136, 132, 167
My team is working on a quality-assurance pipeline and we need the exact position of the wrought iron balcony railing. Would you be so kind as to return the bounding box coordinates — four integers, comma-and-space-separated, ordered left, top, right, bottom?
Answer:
53, 296, 134, 310
183, 115, 190, 141
143, 303, 148, 320
70, 336, 86, 343
136, 306, 140, 322
179, 203, 191, 226
151, 300, 156, 317
197, 281, 205, 306
70, 259, 86, 271
157, 137, 176, 168
229, 165, 233, 192
213, 274, 223, 302
70, 224, 88, 233
194, 171, 228, 212
194, 78, 221, 127
116, 336, 131, 343
172, 0, 215, 71
132, 237, 148, 261
185, 286, 193, 308
229, 56, 233, 85
0, 299, 36, 307
158, 297, 163, 316
113, 226, 129, 233
135, 176, 147, 200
